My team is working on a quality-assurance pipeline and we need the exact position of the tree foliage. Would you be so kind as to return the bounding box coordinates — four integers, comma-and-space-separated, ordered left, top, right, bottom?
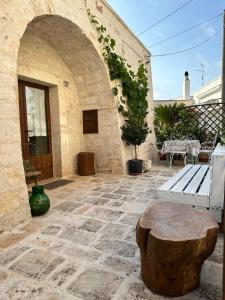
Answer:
154, 103, 206, 143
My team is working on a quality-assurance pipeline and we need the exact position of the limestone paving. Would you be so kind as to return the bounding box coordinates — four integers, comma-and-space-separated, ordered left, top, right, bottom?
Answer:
0, 167, 222, 300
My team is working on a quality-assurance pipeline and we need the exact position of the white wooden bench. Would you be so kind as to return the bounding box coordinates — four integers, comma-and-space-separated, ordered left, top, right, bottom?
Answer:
157, 144, 225, 222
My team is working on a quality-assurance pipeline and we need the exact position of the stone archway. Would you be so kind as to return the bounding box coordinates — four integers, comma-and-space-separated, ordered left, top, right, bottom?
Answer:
18, 14, 122, 177
0, 8, 124, 231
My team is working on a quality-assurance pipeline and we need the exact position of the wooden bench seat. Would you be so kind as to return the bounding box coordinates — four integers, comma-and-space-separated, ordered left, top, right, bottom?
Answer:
158, 164, 210, 208
157, 144, 225, 222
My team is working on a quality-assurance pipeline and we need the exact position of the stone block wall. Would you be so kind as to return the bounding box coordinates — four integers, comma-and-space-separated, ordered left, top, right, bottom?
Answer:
0, 0, 154, 230
17, 32, 82, 177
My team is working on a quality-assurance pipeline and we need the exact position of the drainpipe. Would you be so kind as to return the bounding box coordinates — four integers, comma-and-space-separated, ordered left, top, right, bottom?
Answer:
222, 9, 225, 300
222, 11, 225, 106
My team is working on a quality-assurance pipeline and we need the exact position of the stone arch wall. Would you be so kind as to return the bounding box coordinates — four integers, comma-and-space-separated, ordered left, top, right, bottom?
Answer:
0, 0, 153, 231
21, 14, 124, 175
0, 1, 124, 231
17, 31, 81, 177
23, 15, 123, 173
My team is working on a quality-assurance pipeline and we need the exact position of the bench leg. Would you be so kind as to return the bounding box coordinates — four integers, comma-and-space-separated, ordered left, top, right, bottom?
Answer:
169, 153, 174, 168
187, 154, 195, 164
154, 152, 158, 165
166, 153, 170, 167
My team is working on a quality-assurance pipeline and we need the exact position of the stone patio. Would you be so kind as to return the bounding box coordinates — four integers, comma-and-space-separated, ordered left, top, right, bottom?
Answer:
0, 166, 222, 300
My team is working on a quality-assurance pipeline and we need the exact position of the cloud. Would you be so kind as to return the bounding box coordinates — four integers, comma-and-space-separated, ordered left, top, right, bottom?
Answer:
151, 29, 165, 39
151, 0, 160, 7
203, 26, 216, 37
216, 60, 222, 68
195, 53, 209, 66
153, 89, 163, 99
153, 78, 180, 100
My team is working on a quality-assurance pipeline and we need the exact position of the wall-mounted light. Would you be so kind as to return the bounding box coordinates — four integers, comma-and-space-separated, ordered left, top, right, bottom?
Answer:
63, 80, 69, 87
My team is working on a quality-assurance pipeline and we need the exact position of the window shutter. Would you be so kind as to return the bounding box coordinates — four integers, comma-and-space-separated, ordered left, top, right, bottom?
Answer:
83, 110, 98, 134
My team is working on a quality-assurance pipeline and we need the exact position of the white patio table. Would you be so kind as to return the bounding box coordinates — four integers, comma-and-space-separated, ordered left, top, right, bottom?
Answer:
161, 140, 201, 166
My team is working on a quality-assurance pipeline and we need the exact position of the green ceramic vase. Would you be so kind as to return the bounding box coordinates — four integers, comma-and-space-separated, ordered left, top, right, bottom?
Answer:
29, 185, 50, 216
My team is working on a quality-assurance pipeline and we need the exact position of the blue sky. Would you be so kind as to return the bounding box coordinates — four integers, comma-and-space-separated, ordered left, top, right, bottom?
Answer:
107, 0, 224, 100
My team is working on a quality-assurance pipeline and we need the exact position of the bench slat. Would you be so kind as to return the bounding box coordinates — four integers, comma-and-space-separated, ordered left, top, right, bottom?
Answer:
184, 165, 209, 195
159, 164, 193, 191
198, 167, 211, 196
171, 165, 201, 193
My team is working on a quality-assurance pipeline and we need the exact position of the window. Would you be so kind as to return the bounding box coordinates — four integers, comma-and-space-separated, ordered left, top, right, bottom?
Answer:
83, 110, 98, 134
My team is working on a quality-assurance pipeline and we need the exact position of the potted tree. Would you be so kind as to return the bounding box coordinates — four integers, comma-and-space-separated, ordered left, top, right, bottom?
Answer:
121, 119, 149, 174
86, 10, 150, 174
118, 64, 150, 175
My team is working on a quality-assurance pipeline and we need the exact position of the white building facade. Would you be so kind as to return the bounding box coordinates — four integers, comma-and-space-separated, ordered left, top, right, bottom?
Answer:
193, 76, 222, 105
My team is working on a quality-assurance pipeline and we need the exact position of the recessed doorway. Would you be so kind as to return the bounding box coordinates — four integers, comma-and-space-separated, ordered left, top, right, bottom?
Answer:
18, 80, 53, 180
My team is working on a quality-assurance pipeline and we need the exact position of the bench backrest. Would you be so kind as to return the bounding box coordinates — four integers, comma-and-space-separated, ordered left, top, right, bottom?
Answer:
210, 143, 225, 209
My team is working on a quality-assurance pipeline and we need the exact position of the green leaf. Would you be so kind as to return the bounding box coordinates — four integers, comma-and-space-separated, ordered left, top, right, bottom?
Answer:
110, 38, 115, 49
104, 37, 109, 43
112, 87, 118, 96
98, 35, 103, 43
88, 8, 150, 153
100, 25, 106, 32
91, 19, 98, 24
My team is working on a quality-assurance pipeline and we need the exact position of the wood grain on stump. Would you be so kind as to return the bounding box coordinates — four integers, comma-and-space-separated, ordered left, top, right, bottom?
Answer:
77, 152, 95, 176
136, 201, 218, 297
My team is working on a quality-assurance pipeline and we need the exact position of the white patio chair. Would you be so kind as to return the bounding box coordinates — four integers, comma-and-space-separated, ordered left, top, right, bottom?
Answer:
199, 134, 218, 161
154, 142, 163, 165
181, 134, 196, 140
169, 142, 187, 167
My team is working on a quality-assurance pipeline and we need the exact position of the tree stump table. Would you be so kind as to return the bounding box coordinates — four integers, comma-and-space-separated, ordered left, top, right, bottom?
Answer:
136, 201, 218, 297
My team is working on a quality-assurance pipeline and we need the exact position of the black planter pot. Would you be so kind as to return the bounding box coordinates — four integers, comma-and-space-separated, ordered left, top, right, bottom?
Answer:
128, 159, 143, 175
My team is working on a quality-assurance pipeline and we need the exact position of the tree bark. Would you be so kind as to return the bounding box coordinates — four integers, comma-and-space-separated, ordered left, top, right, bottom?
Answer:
136, 202, 219, 297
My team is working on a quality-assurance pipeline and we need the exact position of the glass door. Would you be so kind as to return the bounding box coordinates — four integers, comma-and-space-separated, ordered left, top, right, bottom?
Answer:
18, 80, 53, 180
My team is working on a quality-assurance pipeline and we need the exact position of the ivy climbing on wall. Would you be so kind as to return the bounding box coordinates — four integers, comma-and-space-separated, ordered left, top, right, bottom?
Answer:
87, 8, 150, 158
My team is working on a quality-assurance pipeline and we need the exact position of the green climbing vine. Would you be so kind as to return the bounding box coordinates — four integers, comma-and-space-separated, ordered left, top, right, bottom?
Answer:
87, 9, 150, 159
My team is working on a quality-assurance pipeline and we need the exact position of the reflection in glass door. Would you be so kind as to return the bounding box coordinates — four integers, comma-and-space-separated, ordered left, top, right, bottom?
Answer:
18, 80, 53, 180
25, 86, 49, 156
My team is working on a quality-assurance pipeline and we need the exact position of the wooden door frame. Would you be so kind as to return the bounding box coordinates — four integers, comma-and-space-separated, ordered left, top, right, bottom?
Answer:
18, 79, 53, 168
